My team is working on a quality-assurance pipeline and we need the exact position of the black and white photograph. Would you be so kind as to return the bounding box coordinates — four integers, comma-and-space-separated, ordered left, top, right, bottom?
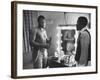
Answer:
11, 1, 97, 78
23, 11, 91, 69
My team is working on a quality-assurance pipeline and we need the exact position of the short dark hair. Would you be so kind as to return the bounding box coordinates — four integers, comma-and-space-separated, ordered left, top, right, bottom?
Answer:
37, 15, 45, 22
77, 16, 88, 30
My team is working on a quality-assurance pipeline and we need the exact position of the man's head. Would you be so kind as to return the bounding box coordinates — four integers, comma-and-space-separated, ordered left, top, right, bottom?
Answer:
76, 16, 88, 30
38, 15, 46, 28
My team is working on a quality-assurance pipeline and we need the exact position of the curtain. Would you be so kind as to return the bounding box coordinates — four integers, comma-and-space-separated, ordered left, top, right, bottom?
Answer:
23, 10, 38, 54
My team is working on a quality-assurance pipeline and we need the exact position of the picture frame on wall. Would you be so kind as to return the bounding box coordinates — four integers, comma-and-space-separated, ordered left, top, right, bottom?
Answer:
11, 1, 98, 78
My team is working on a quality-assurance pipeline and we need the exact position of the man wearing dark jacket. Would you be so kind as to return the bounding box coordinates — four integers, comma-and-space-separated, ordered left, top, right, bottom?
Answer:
75, 16, 91, 66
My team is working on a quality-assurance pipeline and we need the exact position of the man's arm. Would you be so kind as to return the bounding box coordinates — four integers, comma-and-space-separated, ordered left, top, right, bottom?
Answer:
79, 31, 90, 65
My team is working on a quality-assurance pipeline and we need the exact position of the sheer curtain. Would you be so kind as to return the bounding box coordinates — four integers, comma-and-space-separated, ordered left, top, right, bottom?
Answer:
23, 10, 38, 69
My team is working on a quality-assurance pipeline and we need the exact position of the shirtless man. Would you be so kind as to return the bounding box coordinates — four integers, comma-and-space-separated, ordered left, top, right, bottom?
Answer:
30, 15, 51, 68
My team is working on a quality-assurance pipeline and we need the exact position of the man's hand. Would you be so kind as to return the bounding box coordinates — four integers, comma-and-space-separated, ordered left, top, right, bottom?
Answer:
45, 37, 52, 49
46, 37, 52, 44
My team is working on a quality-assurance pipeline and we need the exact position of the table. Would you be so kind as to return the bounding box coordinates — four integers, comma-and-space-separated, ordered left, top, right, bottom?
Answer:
48, 56, 68, 68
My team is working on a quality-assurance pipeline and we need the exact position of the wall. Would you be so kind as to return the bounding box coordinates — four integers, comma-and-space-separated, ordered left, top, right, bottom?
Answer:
0, 0, 100, 80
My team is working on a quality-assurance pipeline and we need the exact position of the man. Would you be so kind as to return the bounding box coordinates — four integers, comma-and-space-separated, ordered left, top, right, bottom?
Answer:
30, 15, 51, 68
75, 16, 91, 66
